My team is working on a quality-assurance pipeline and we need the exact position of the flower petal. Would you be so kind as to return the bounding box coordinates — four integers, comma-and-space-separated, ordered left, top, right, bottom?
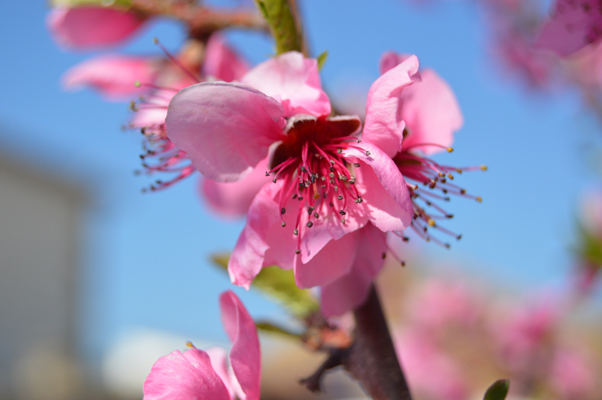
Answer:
294, 230, 359, 289
200, 158, 270, 218
219, 291, 261, 400
205, 347, 235, 400
228, 181, 297, 289
63, 55, 157, 101
343, 142, 413, 232
397, 69, 463, 155
363, 55, 421, 157
535, 0, 602, 56
143, 348, 230, 400
320, 224, 387, 317
204, 34, 250, 82
166, 82, 286, 182
242, 51, 331, 117
47, 7, 146, 50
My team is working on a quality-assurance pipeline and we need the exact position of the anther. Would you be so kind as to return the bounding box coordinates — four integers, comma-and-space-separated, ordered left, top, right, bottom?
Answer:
341, 218, 346, 224
339, 210, 347, 216
295, 249, 301, 254
460, 189, 466, 194
294, 229, 299, 236
476, 196, 482, 202
321, 176, 326, 181
314, 193, 321, 200
365, 151, 371, 156
447, 214, 454, 219
304, 181, 311, 187
298, 196, 304, 201
401, 261, 406, 267
313, 212, 319, 218
272, 178, 277, 183
355, 197, 363, 204
265, 171, 270, 176
337, 148, 343, 154
186, 341, 195, 348
281, 208, 286, 215
428, 219, 436, 227
349, 179, 355, 185
307, 221, 314, 228
307, 206, 314, 214
444, 243, 451, 249
457, 234, 462, 240
339, 175, 347, 181
300, 166, 308, 173
447, 147, 454, 153
382, 252, 387, 259
353, 163, 361, 168
447, 174, 454, 180
334, 185, 339, 192
338, 195, 344, 201
292, 194, 298, 199
357, 139, 362, 143
281, 221, 286, 227
481, 165, 488, 171
403, 236, 410, 242
329, 172, 335, 178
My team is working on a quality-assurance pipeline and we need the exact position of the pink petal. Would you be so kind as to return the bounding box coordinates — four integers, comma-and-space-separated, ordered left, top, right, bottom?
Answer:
535, 0, 602, 56
219, 291, 261, 400
165, 82, 286, 182
228, 181, 297, 289
242, 51, 331, 117
204, 34, 250, 82
320, 224, 388, 316
62, 55, 158, 101
397, 69, 463, 155
363, 55, 421, 157
47, 7, 146, 50
343, 143, 413, 232
205, 347, 235, 400
294, 230, 359, 289
200, 158, 270, 218
379, 51, 412, 75
143, 349, 230, 400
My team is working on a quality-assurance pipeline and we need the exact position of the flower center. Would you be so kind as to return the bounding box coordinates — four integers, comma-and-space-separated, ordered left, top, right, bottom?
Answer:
267, 116, 366, 254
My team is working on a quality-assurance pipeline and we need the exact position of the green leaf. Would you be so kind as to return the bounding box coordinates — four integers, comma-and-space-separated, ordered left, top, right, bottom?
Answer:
316, 51, 328, 71
483, 379, 510, 400
256, 321, 301, 339
212, 254, 319, 317
254, 0, 302, 55
579, 224, 602, 266
50, 0, 133, 9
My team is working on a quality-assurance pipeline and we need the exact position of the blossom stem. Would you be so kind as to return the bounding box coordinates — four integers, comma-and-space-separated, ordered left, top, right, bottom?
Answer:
131, 1, 268, 37
347, 285, 413, 400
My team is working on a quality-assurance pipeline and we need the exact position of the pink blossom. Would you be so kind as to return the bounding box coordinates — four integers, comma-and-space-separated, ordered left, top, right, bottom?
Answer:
165, 52, 417, 310
143, 291, 260, 400
378, 52, 480, 247
549, 348, 596, 400
203, 34, 251, 83
396, 331, 471, 400
536, 0, 602, 57
47, 6, 146, 50
63, 55, 160, 101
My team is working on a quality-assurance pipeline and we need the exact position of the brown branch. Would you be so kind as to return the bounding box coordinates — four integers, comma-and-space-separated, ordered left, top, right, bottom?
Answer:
131, 0, 268, 38
300, 285, 413, 400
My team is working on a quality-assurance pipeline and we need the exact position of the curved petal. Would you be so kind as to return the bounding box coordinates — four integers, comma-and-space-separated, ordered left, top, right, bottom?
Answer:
535, 0, 602, 56
204, 34, 250, 82
219, 291, 261, 400
63, 55, 157, 101
205, 347, 235, 400
343, 143, 413, 232
242, 51, 331, 117
294, 229, 359, 289
47, 7, 146, 50
320, 224, 387, 316
363, 55, 421, 157
228, 181, 297, 289
379, 51, 412, 75
143, 349, 230, 400
200, 158, 270, 218
166, 82, 286, 182
398, 69, 463, 155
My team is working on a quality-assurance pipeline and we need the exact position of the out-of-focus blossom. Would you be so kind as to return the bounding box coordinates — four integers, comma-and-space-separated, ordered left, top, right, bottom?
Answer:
203, 33, 251, 83
379, 52, 482, 247
47, 6, 147, 50
165, 51, 418, 315
143, 291, 260, 400
549, 348, 596, 400
536, 0, 602, 57
63, 55, 160, 100
396, 331, 471, 400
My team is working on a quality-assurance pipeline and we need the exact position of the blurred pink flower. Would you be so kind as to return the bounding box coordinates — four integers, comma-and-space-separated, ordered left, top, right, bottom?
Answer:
165, 52, 417, 313
536, 0, 602, 57
47, 6, 146, 50
550, 347, 596, 400
396, 331, 471, 400
63, 55, 160, 101
406, 279, 481, 331
379, 52, 480, 247
143, 291, 260, 400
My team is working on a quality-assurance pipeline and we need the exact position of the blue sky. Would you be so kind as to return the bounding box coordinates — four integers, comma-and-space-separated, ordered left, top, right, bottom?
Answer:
1, 0, 600, 361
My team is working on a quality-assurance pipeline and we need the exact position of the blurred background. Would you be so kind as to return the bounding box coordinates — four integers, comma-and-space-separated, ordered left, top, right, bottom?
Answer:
1, 0, 602, 399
